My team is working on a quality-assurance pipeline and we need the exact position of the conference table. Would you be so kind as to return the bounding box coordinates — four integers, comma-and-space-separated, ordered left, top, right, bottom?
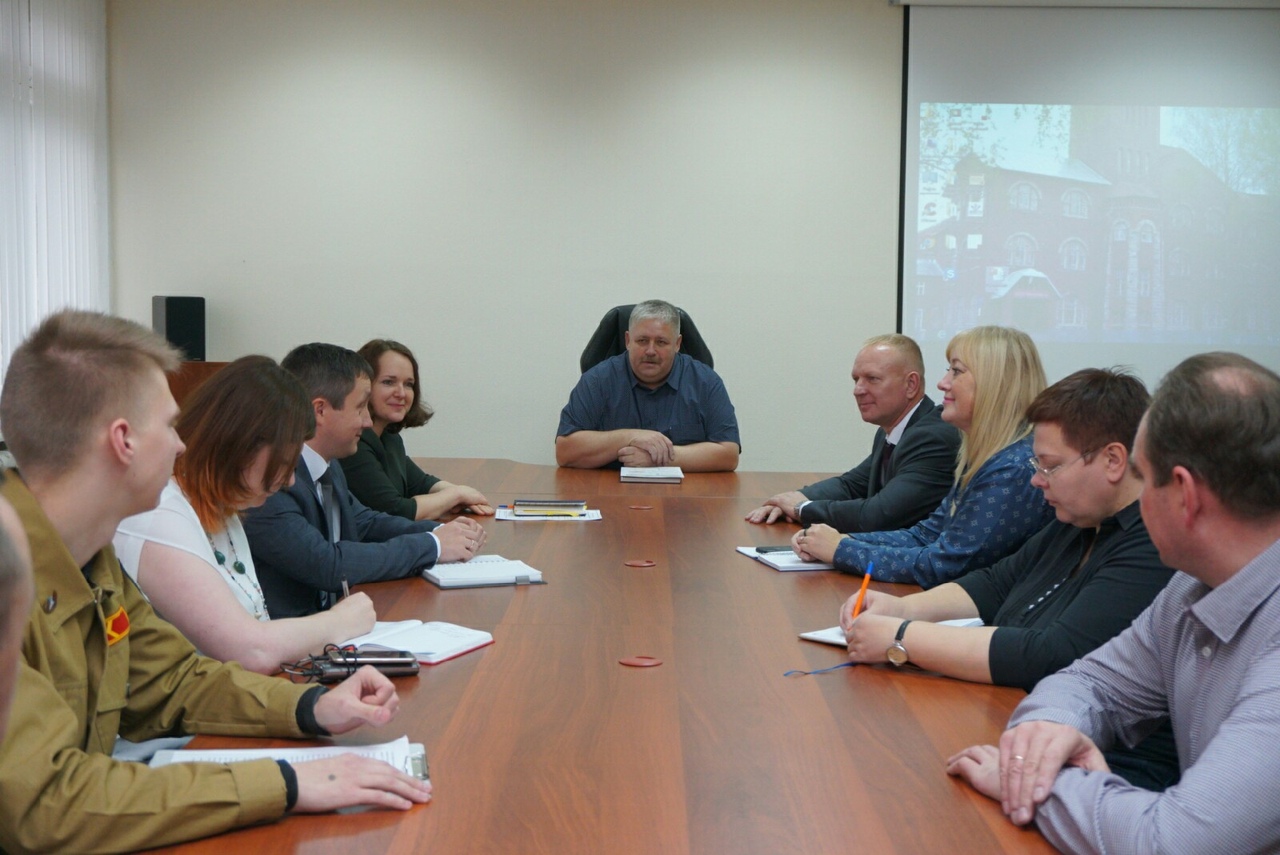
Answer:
153, 460, 1054, 854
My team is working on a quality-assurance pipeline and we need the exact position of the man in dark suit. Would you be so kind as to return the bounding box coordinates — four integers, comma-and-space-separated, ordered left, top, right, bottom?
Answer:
244, 343, 486, 618
746, 334, 960, 533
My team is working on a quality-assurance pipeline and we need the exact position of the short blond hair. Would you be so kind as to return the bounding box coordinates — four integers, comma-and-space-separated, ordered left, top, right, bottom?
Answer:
861, 333, 926, 378
0, 311, 180, 478
946, 326, 1046, 489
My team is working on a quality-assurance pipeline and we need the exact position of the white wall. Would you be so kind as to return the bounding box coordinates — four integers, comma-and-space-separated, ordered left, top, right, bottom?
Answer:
108, 0, 904, 473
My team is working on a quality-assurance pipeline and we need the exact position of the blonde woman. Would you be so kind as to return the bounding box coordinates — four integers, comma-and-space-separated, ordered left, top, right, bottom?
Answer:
794, 326, 1054, 588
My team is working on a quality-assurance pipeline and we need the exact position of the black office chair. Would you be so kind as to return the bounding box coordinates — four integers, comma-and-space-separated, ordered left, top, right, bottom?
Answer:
578, 304, 714, 374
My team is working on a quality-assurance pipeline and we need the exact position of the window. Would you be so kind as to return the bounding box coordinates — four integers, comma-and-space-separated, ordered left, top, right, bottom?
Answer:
0, 0, 110, 386
1056, 297, 1087, 328
1061, 189, 1089, 219
1007, 234, 1037, 268
1009, 182, 1040, 212
1060, 239, 1087, 272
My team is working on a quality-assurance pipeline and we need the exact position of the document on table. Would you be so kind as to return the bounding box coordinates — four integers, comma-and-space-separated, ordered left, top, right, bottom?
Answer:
736, 546, 835, 572
511, 499, 588, 516
620, 466, 683, 483
799, 618, 984, 646
496, 507, 602, 521
425, 554, 545, 588
343, 620, 494, 664
150, 735, 429, 781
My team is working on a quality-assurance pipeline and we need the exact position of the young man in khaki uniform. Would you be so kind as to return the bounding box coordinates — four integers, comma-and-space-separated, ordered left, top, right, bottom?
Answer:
0, 311, 431, 853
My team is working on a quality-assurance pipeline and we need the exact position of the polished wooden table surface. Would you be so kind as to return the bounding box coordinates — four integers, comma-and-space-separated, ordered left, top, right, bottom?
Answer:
153, 461, 1053, 854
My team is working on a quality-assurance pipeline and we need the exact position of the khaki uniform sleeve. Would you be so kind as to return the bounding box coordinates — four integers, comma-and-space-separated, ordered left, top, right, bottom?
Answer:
117, 565, 312, 742
0, 563, 314, 852
0, 663, 289, 854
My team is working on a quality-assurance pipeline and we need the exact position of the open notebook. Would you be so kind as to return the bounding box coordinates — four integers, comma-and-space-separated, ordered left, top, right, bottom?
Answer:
800, 617, 984, 646
736, 546, 835, 572
343, 620, 494, 664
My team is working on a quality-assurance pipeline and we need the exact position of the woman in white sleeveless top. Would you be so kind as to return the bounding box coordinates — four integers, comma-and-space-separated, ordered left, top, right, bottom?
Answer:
115, 355, 375, 673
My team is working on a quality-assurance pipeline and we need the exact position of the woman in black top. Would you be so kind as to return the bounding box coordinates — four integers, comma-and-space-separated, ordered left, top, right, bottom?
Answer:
340, 339, 493, 521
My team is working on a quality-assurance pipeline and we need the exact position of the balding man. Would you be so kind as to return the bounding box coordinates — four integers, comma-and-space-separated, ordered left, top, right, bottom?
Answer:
747, 334, 959, 532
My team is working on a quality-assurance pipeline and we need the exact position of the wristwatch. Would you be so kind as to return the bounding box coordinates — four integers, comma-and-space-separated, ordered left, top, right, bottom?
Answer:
886, 620, 913, 666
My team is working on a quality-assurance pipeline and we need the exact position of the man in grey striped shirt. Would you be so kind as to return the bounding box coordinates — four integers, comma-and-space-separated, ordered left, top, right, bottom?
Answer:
947, 351, 1280, 855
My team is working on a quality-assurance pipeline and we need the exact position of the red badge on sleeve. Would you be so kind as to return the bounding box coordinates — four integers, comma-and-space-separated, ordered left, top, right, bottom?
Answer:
105, 606, 130, 646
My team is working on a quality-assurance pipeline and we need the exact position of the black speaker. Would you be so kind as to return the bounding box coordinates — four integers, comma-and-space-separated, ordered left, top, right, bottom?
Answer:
152, 296, 206, 361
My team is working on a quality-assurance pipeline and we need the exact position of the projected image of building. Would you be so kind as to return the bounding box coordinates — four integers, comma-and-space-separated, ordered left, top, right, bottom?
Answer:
912, 104, 1280, 347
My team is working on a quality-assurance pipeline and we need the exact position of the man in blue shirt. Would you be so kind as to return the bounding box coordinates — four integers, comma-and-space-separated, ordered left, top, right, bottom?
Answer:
555, 300, 740, 472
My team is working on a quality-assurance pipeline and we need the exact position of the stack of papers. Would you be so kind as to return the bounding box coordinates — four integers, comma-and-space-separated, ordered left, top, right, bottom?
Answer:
496, 507, 602, 522
150, 735, 429, 781
620, 466, 683, 483
737, 545, 835, 572
425, 554, 545, 588
343, 619, 494, 664
512, 499, 588, 517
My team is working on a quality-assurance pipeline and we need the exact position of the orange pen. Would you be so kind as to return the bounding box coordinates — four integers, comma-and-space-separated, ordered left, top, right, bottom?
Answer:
851, 563, 874, 620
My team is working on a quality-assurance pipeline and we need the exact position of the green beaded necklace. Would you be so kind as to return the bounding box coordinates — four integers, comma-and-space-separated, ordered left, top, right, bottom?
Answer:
206, 529, 267, 620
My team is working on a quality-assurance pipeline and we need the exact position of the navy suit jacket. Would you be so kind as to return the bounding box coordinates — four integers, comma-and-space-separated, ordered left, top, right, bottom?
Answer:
796, 395, 961, 533
243, 456, 441, 618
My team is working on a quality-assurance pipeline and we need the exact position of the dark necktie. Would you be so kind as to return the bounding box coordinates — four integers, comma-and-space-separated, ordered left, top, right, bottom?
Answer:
316, 469, 341, 544
878, 442, 895, 487
315, 469, 343, 610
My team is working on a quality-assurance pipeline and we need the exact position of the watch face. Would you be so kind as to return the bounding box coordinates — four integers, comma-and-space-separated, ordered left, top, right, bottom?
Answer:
886, 643, 908, 666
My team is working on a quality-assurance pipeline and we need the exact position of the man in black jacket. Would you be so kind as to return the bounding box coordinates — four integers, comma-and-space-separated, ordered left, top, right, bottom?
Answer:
244, 343, 486, 618
746, 334, 959, 533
